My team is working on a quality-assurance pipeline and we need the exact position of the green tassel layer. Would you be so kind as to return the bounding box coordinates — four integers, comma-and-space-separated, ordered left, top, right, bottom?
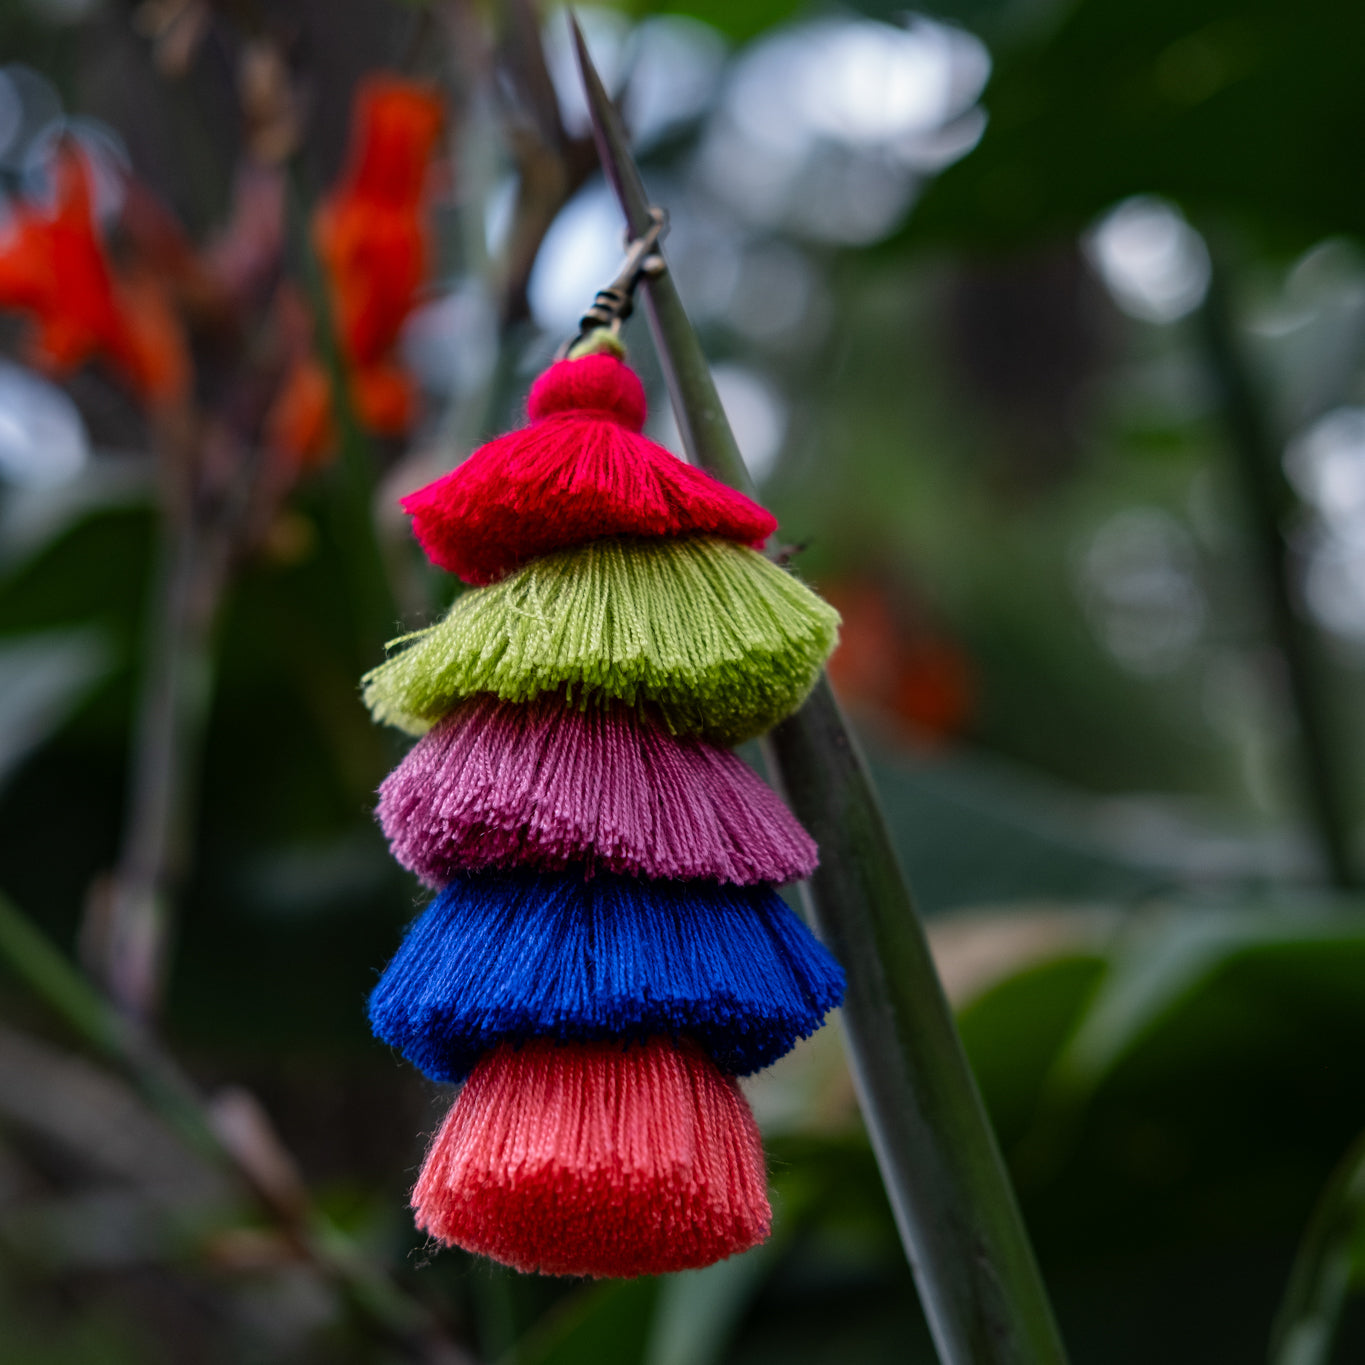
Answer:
362, 537, 840, 745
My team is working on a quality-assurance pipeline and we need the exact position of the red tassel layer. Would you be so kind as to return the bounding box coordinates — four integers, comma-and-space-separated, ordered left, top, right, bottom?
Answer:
412, 1037, 771, 1277
402, 354, 778, 583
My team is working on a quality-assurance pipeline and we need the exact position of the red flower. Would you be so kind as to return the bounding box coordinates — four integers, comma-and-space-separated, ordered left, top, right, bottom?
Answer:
0, 147, 188, 407
314, 76, 443, 435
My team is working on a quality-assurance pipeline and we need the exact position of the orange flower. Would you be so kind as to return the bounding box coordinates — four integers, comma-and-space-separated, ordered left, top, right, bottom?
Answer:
0, 147, 188, 407
265, 357, 335, 471
262, 283, 335, 472
825, 577, 974, 744
313, 76, 443, 435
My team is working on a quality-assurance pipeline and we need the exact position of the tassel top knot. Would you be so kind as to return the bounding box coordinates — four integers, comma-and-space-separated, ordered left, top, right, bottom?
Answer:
528, 354, 647, 432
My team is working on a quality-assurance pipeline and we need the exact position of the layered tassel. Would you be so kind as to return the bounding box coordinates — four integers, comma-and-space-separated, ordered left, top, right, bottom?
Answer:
365, 348, 843, 1278
377, 695, 817, 885
403, 353, 777, 584
361, 536, 839, 743
368, 870, 845, 1081
413, 1037, 771, 1278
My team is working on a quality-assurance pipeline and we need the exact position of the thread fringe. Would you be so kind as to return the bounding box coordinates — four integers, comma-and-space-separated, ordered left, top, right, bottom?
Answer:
403, 354, 776, 583
361, 537, 840, 744
377, 694, 817, 886
412, 1037, 771, 1277
368, 869, 844, 1080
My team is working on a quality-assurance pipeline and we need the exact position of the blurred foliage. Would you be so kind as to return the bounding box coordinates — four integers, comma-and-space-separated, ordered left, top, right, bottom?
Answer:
907, 0, 1365, 252
0, 0, 1364, 1363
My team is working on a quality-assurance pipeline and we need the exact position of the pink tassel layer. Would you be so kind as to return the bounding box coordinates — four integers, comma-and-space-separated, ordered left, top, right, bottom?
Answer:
377, 694, 818, 886
412, 1037, 771, 1278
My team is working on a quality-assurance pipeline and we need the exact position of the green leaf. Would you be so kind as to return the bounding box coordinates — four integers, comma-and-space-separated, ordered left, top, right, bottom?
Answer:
1051, 904, 1365, 1097
1272, 1129, 1365, 1365
0, 627, 112, 790
0, 455, 153, 573
514, 1278, 660, 1365
906, 0, 1365, 253
621, 0, 802, 43
867, 749, 1168, 913
1000, 901, 1365, 1232
644, 1188, 815, 1365
644, 1246, 779, 1365
957, 951, 1109, 1149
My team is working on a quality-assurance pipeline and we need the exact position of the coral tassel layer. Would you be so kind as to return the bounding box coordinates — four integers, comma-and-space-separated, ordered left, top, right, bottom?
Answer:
368, 870, 844, 1080
378, 694, 817, 886
412, 1038, 771, 1278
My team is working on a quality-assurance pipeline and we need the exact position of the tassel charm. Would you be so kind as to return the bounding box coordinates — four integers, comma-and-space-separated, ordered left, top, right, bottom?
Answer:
362, 536, 839, 743
413, 1038, 772, 1279
403, 353, 777, 584
366, 329, 842, 1277
377, 694, 817, 886
368, 870, 845, 1082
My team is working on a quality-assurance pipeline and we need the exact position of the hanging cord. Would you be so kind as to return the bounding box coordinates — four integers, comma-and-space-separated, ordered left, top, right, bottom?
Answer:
559, 206, 668, 359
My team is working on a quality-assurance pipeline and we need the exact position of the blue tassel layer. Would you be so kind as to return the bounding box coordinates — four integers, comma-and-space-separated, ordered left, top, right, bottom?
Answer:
368, 870, 845, 1081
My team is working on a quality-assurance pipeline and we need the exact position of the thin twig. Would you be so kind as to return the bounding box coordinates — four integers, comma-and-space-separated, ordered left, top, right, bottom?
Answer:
428, 0, 599, 457
488, 0, 599, 326
84, 414, 259, 1018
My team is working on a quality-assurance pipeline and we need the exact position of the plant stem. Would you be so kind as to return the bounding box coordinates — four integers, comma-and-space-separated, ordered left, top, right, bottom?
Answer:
571, 23, 1068, 1365
1194, 260, 1357, 888
85, 424, 240, 1019
102, 524, 219, 1013
769, 681, 1067, 1363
